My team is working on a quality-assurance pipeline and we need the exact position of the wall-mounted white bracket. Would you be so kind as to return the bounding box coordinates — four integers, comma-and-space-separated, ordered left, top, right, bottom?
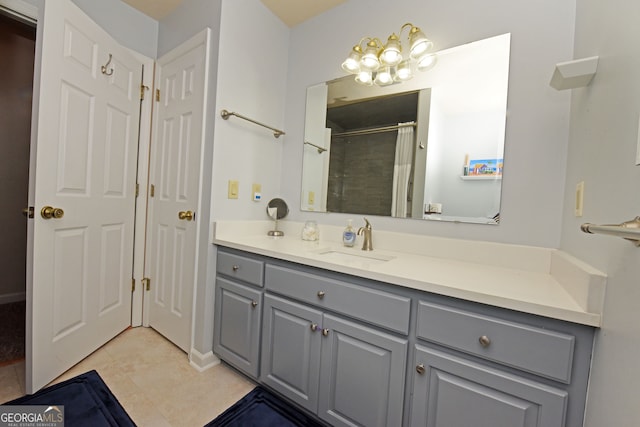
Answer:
550, 56, 599, 90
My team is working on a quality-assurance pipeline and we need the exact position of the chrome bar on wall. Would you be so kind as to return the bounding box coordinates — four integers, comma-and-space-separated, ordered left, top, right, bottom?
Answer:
220, 109, 285, 138
581, 216, 640, 246
331, 122, 416, 138
304, 141, 327, 153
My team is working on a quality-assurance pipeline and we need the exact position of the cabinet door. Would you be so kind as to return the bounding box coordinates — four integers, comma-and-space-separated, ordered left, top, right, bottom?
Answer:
319, 314, 408, 427
261, 294, 323, 413
410, 345, 568, 427
213, 277, 262, 378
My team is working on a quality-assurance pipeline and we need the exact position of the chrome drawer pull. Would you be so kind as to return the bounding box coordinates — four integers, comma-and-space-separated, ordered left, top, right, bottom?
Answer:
310, 323, 318, 332
317, 291, 325, 299
232, 265, 240, 271
322, 328, 330, 336
416, 364, 426, 375
479, 335, 491, 348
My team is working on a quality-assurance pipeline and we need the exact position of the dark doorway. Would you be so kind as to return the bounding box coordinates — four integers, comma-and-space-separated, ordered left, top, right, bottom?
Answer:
0, 10, 36, 365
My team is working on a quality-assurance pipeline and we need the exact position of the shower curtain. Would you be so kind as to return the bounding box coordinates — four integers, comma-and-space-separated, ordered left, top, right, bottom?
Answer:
391, 122, 415, 217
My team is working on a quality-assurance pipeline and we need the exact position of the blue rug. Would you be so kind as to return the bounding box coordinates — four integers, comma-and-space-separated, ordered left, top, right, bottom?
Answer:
3, 370, 135, 426
206, 386, 324, 427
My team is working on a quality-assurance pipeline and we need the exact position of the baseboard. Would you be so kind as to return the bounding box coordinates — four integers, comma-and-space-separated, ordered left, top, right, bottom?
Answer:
0, 292, 26, 305
189, 348, 220, 372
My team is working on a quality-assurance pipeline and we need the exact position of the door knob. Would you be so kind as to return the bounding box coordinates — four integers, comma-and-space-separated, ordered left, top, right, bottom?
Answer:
178, 210, 194, 221
416, 364, 426, 375
41, 206, 64, 219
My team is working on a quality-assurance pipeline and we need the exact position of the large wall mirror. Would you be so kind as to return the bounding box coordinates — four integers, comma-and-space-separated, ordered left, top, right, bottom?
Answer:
301, 33, 510, 225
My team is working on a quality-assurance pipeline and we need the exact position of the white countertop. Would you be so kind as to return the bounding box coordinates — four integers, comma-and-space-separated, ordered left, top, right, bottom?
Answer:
212, 220, 606, 327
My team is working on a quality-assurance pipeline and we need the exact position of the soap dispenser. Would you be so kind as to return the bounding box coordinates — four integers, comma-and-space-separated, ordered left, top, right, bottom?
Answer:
343, 219, 356, 247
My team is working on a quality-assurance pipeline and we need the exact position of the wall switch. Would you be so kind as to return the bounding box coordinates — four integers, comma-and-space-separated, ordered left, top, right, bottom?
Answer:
308, 191, 315, 205
228, 180, 239, 199
252, 183, 262, 201
575, 181, 584, 217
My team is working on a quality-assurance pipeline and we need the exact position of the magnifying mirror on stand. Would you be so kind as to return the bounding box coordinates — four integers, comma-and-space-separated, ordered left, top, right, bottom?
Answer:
266, 198, 289, 237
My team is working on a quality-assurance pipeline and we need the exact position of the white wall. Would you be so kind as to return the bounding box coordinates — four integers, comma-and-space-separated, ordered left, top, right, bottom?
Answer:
559, 0, 640, 425
282, 0, 576, 247
211, 0, 289, 220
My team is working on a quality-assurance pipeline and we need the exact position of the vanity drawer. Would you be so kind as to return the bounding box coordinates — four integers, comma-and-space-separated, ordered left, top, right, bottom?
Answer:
265, 264, 410, 334
416, 301, 575, 383
217, 251, 264, 287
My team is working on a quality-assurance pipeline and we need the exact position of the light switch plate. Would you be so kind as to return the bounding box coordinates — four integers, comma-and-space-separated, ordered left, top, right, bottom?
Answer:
251, 183, 262, 201
228, 180, 239, 199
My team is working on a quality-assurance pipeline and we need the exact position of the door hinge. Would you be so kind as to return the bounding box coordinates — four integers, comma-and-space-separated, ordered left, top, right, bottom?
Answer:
150, 184, 155, 198
131, 278, 136, 292
135, 183, 139, 197
142, 277, 151, 291
140, 84, 149, 100
155, 89, 160, 102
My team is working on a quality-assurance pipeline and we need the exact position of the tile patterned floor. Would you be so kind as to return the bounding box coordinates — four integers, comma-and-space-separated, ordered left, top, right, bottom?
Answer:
0, 327, 255, 426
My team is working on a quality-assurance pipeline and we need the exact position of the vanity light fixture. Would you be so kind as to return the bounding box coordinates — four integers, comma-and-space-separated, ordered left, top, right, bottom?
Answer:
341, 23, 436, 87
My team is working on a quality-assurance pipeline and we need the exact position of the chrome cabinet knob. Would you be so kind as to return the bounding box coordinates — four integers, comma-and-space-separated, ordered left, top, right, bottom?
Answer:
322, 328, 330, 336
232, 265, 240, 271
416, 364, 426, 375
251, 301, 258, 308
317, 291, 325, 299
310, 323, 318, 332
479, 335, 491, 348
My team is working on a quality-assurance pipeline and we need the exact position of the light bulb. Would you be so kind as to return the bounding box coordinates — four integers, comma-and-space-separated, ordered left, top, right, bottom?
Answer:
374, 67, 393, 86
360, 40, 380, 71
355, 70, 373, 85
394, 60, 413, 81
409, 27, 433, 59
380, 34, 402, 66
341, 46, 362, 74
417, 53, 437, 71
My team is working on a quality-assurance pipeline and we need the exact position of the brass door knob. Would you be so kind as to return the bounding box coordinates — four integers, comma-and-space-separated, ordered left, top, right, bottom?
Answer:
178, 210, 194, 221
41, 206, 64, 219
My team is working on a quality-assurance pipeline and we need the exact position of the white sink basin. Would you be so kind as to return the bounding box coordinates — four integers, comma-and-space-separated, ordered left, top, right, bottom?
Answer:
313, 248, 395, 264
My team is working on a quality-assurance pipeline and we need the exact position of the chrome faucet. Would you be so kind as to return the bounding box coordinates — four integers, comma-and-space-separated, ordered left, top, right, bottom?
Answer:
357, 217, 373, 251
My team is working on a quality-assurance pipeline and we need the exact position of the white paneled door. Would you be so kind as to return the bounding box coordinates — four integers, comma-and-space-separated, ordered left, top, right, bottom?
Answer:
28, 0, 142, 392
145, 30, 210, 352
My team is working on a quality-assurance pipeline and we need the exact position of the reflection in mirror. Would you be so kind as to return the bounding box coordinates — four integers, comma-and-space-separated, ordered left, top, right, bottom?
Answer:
301, 33, 510, 225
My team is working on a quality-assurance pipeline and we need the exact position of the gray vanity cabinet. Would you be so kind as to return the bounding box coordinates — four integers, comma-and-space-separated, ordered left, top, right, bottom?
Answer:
318, 313, 408, 427
213, 248, 594, 427
260, 293, 323, 413
213, 251, 265, 379
262, 264, 410, 427
410, 345, 568, 427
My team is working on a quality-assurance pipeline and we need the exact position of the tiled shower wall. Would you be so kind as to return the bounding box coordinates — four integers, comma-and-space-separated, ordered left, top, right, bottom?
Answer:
327, 132, 397, 216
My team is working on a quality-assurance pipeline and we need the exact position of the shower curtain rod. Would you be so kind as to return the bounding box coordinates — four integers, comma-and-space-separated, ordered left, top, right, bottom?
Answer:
331, 122, 416, 138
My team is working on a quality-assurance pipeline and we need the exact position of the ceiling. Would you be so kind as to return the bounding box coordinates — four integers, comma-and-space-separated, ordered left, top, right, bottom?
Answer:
121, 0, 346, 27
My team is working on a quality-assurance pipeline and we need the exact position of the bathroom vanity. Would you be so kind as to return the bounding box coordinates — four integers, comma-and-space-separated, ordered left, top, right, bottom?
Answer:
212, 221, 604, 427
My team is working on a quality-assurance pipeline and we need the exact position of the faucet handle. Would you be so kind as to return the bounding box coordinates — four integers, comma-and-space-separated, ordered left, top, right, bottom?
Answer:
363, 217, 371, 229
